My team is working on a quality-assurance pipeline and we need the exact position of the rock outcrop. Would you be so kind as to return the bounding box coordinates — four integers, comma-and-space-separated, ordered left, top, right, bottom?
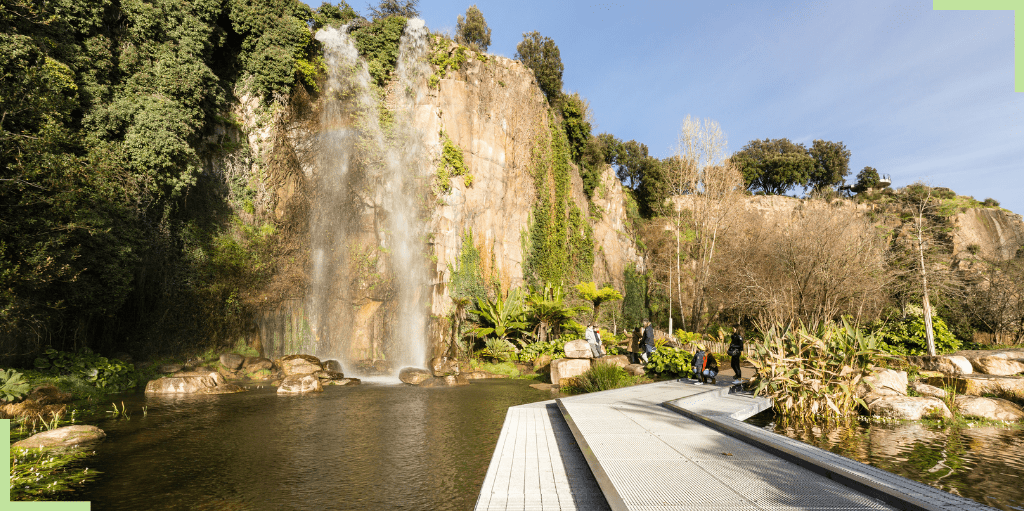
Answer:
277, 374, 323, 394
866, 396, 951, 420
145, 373, 246, 394
399, 367, 432, 385
906, 355, 972, 376
927, 374, 1024, 402
954, 395, 1024, 421
563, 340, 593, 359
550, 358, 592, 386
280, 355, 323, 376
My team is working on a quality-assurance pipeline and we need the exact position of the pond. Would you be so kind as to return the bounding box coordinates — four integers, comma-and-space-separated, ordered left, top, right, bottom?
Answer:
75, 379, 555, 510
747, 413, 1024, 511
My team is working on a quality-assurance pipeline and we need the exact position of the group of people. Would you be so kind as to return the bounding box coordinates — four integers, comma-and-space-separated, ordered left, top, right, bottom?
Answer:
632, 320, 746, 386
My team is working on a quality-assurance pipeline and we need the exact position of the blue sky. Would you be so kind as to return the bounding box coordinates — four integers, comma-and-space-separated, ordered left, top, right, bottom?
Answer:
335, 0, 1024, 214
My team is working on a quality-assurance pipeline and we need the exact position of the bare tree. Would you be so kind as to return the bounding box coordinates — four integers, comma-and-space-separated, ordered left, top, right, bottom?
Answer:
666, 116, 743, 331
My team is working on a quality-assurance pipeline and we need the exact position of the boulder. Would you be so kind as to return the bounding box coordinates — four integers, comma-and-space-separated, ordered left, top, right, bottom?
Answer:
280, 355, 323, 376
277, 374, 323, 394
866, 395, 952, 420
972, 356, 1024, 376
324, 378, 361, 386
399, 367, 432, 385
910, 381, 946, 399
563, 340, 594, 359
314, 370, 345, 380
625, 364, 646, 376
906, 355, 972, 375
243, 357, 273, 372
927, 374, 1024, 402
158, 364, 183, 374
145, 375, 219, 394
419, 375, 470, 387
430, 357, 460, 376
857, 369, 907, 398
954, 395, 1024, 421
533, 354, 553, 373
462, 371, 495, 380
595, 355, 630, 369
550, 358, 592, 386
198, 383, 247, 394
323, 360, 344, 373
12, 425, 105, 449
219, 353, 245, 371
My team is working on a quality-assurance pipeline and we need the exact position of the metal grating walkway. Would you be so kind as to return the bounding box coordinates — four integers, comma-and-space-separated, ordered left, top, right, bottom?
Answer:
478, 378, 997, 511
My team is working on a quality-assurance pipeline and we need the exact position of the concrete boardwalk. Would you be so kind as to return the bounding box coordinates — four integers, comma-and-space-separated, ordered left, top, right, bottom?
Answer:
476, 380, 995, 511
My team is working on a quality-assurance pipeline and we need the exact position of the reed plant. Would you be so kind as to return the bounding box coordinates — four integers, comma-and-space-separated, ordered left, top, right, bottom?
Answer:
748, 320, 891, 421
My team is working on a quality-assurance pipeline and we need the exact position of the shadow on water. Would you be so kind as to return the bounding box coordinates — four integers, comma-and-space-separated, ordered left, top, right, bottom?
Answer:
77, 380, 554, 510
746, 411, 1024, 511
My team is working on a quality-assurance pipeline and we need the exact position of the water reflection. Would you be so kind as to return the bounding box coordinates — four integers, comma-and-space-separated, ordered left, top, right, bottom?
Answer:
750, 415, 1024, 510
77, 380, 554, 510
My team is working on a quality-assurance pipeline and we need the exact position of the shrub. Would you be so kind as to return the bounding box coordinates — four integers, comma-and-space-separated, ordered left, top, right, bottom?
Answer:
982, 197, 1000, 207
871, 312, 961, 355
646, 346, 693, 377
33, 348, 139, 392
511, 339, 565, 363
514, 31, 563, 103
561, 363, 645, 394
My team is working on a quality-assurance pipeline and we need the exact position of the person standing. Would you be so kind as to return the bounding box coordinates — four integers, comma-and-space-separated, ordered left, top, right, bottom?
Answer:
585, 324, 602, 358
728, 325, 744, 384
641, 319, 655, 364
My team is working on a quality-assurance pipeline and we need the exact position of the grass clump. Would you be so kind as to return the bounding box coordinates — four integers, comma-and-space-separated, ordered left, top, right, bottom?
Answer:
10, 445, 99, 501
561, 363, 646, 394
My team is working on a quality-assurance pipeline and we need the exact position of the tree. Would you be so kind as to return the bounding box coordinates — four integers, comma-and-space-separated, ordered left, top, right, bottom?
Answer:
367, 0, 418, 19
667, 116, 743, 331
615, 140, 652, 191
621, 264, 648, 328
514, 31, 563, 103
808, 139, 851, 193
732, 138, 814, 195
852, 166, 880, 193
575, 282, 623, 325
456, 5, 491, 51
314, 2, 360, 28
526, 284, 586, 344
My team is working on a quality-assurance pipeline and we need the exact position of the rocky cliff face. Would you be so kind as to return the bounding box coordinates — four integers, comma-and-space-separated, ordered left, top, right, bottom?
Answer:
952, 208, 1024, 262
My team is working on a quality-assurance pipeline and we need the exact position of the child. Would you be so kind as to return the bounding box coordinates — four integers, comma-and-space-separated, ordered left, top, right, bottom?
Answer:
691, 344, 719, 385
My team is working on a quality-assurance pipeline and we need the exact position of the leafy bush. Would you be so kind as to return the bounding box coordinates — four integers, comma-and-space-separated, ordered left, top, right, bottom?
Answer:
646, 346, 693, 377
871, 313, 961, 355
0, 369, 31, 402
514, 31, 563, 103
481, 338, 516, 361
350, 16, 408, 88
673, 330, 703, 345
34, 348, 139, 392
748, 321, 891, 420
455, 5, 491, 51
561, 363, 645, 394
511, 339, 565, 363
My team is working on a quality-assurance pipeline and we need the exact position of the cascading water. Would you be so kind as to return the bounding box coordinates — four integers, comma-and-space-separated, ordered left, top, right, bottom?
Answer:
308, 20, 432, 379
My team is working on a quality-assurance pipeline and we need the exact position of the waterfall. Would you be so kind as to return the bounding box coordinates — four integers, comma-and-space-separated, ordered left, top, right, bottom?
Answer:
307, 20, 431, 378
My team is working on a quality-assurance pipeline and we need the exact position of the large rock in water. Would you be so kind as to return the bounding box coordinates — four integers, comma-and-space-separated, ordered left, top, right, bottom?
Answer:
322, 360, 343, 373
906, 355, 972, 375
866, 396, 951, 420
399, 367, 432, 385
419, 375, 470, 387
430, 357, 460, 376
550, 358, 592, 386
972, 356, 1024, 376
927, 374, 1024, 402
146, 374, 218, 394
563, 340, 593, 359
955, 395, 1024, 421
280, 355, 323, 376
243, 357, 273, 372
219, 353, 245, 370
277, 375, 323, 394
13, 425, 105, 449
533, 354, 553, 374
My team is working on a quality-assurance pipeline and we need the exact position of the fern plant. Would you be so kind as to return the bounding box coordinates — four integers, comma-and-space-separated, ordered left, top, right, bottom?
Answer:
1, 369, 31, 403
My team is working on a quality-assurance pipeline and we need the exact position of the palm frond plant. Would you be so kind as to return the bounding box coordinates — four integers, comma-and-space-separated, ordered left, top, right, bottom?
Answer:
470, 286, 528, 347
747, 319, 892, 422
526, 283, 590, 344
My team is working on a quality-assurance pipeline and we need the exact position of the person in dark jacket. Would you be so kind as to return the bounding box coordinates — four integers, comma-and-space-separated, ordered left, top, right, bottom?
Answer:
641, 319, 655, 364
692, 343, 719, 385
728, 325, 744, 384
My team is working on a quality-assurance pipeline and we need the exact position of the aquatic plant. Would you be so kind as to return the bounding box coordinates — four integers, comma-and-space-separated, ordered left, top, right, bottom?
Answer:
747, 320, 891, 420
9, 445, 98, 501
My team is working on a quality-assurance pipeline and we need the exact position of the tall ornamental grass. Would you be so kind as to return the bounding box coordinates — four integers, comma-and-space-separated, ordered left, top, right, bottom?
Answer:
748, 320, 891, 421
561, 363, 646, 394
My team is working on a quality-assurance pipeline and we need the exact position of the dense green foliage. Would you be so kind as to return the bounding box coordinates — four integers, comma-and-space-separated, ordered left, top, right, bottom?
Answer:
645, 345, 694, 377
524, 113, 594, 287
872, 313, 962, 355
456, 5, 491, 51
435, 129, 471, 193
621, 264, 649, 329
0, 369, 31, 402
733, 138, 816, 195
561, 363, 646, 394
367, 0, 418, 20
10, 440, 99, 501
510, 339, 565, 363
808, 139, 851, 193
852, 166, 881, 193
428, 36, 468, 88
448, 230, 487, 303
33, 348, 139, 391
578, 132, 620, 197
350, 15, 408, 88
514, 31, 563, 103
525, 284, 588, 343
575, 282, 622, 324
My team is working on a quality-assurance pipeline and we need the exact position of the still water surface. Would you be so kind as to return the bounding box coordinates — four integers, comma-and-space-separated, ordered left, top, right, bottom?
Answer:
748, 414, 1024, 511
78, 380, 554, 510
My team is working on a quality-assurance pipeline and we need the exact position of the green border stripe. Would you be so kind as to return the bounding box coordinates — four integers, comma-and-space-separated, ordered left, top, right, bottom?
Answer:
934, 0, 1024, 92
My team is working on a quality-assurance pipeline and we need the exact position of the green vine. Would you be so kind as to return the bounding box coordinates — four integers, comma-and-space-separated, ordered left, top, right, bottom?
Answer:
436, 129, 471, 194
428, 36, 468, 89
524, 112, 594, 286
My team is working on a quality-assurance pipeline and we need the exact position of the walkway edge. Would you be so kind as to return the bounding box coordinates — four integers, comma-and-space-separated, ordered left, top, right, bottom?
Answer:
555, 399, 629, 511
662, 391, 998, 511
